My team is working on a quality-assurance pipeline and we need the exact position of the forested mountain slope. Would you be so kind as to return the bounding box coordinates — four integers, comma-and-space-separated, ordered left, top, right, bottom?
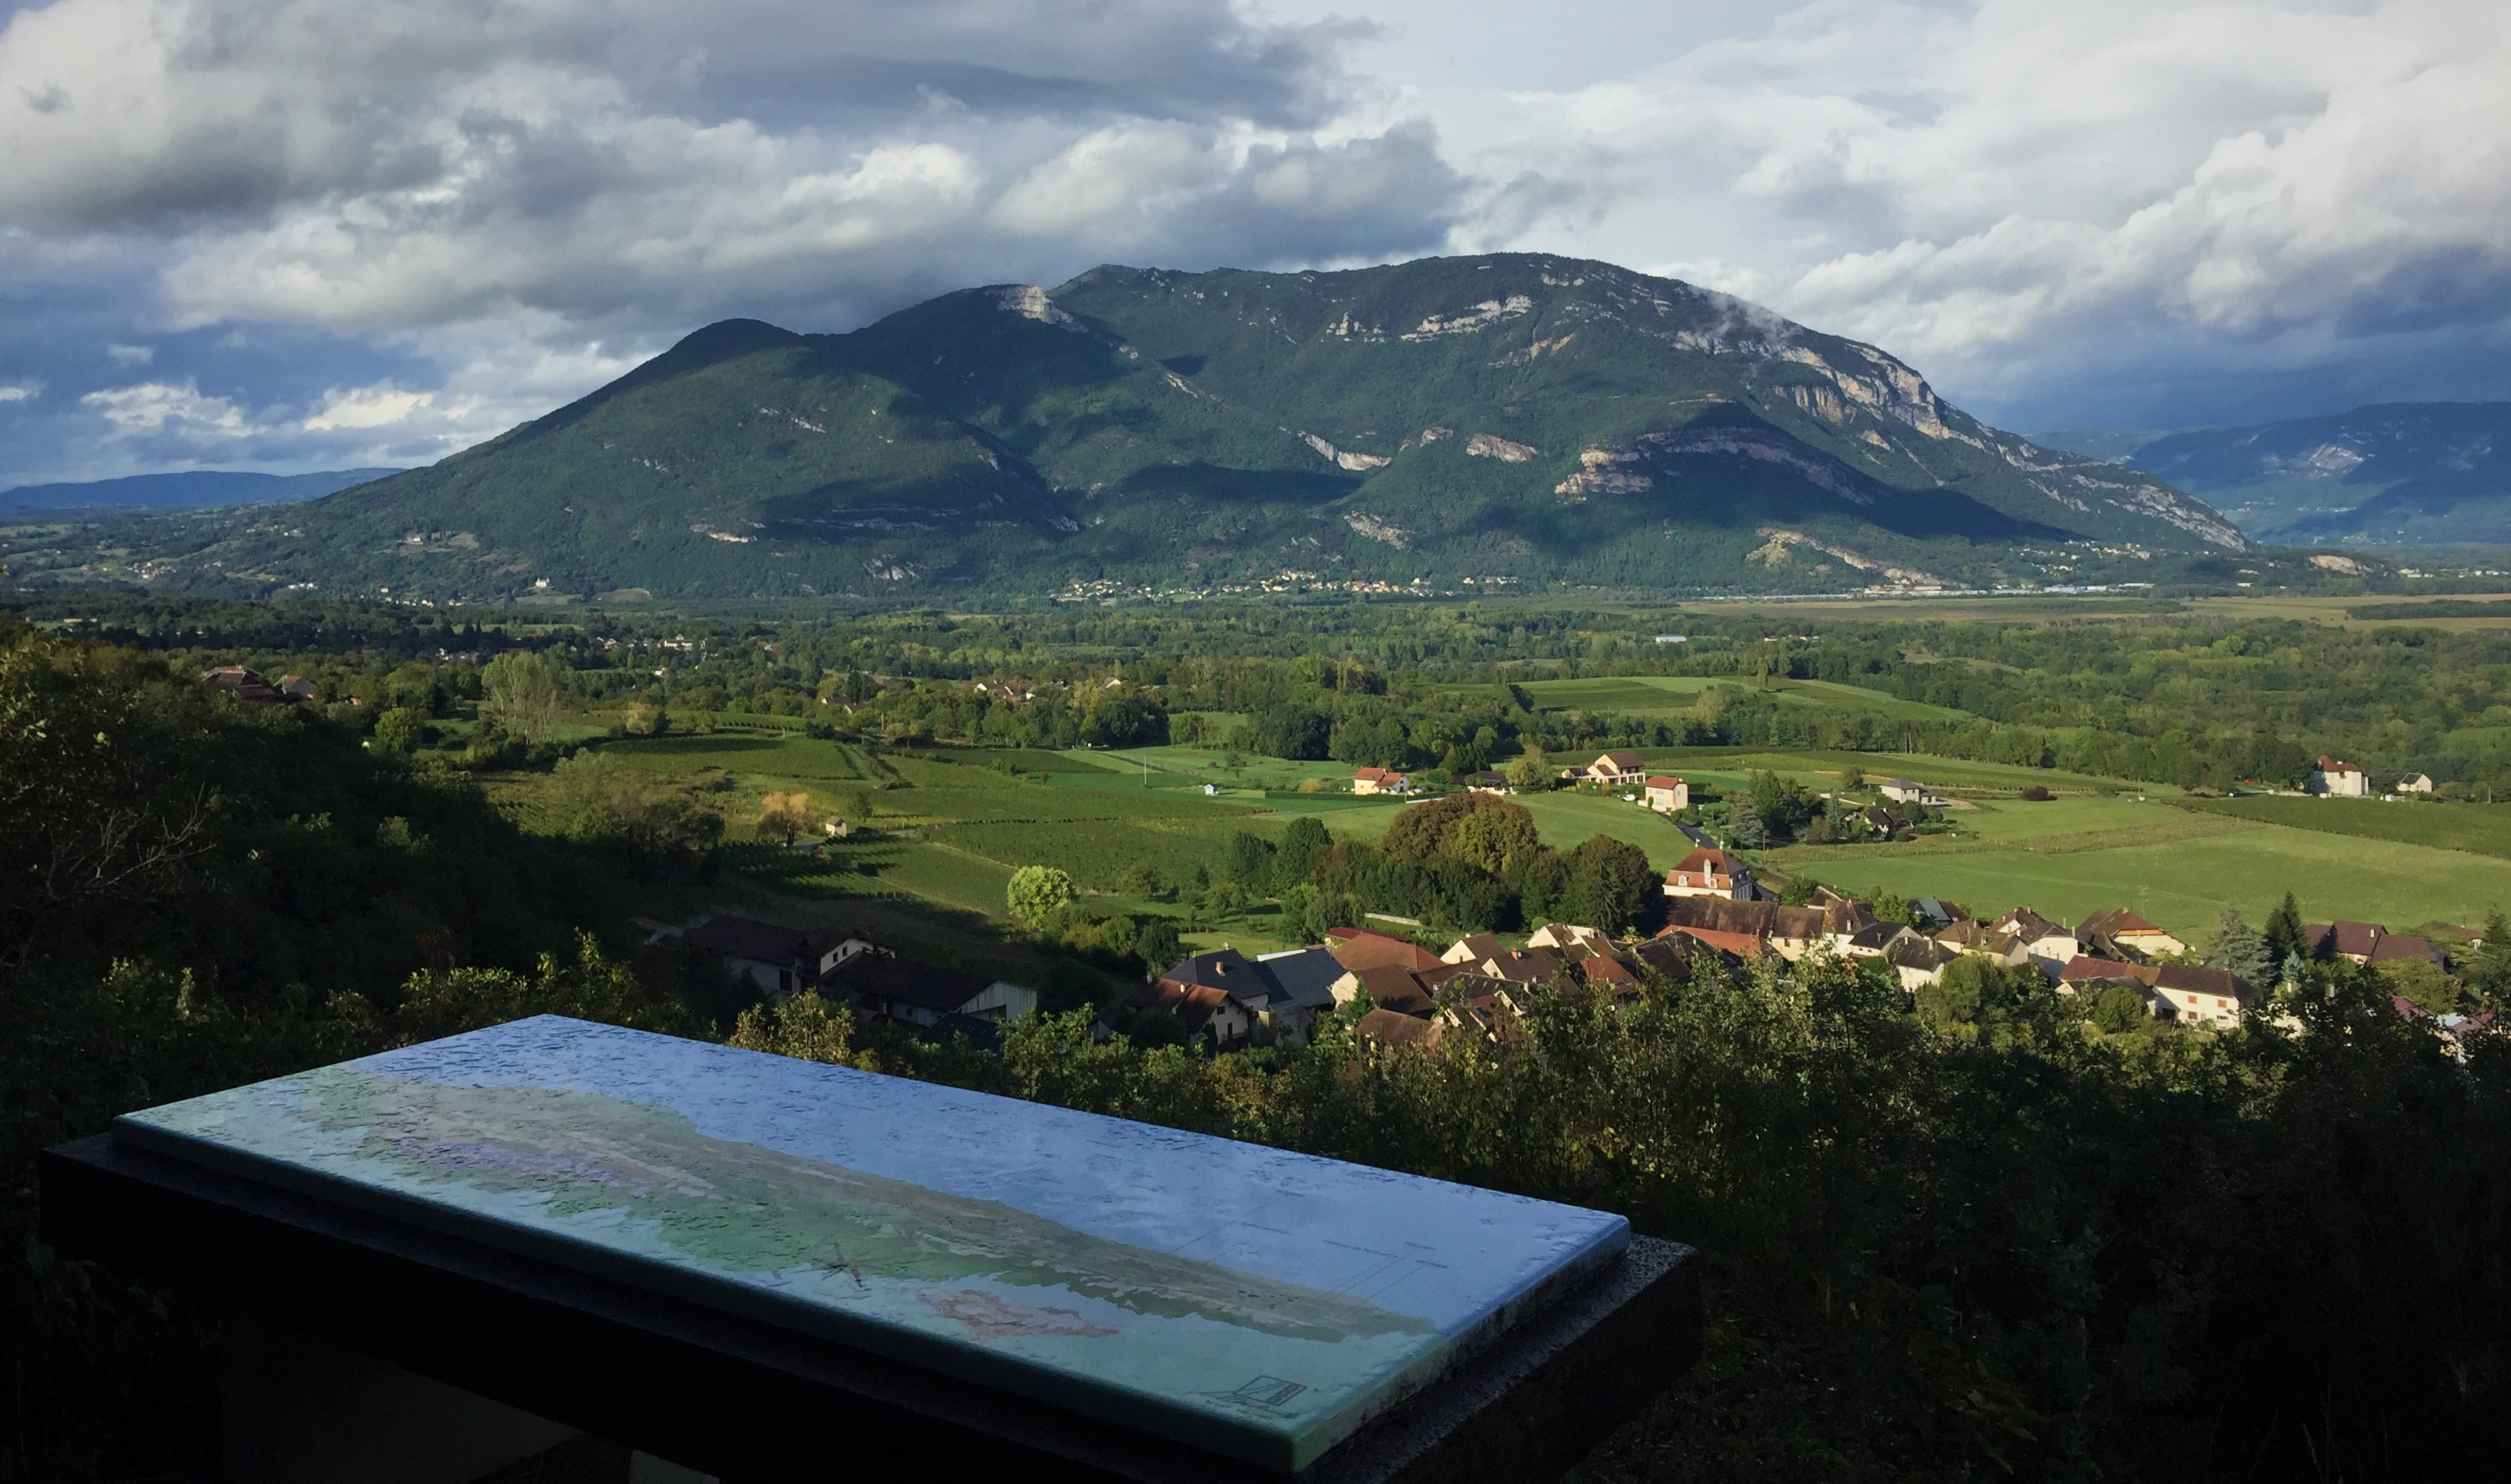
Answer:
115, 255, 2244, 599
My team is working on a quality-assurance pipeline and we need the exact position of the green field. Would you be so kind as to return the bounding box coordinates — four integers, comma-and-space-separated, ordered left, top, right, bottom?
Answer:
1631, 748, 2165, 798
601, 734, 867, 782
1504, 674, 1978, 724
1764, 795, 2511, 939
2173, 795, 2511, 859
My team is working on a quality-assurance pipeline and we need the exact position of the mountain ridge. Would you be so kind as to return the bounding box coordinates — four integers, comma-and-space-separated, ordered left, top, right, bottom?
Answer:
0, 468, 400, 512
35, 255, 2247, 599
2106, 402, 2511, 548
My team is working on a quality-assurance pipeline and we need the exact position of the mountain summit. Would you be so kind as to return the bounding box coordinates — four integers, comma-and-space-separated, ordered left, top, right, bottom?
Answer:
169, 255, 2242, 599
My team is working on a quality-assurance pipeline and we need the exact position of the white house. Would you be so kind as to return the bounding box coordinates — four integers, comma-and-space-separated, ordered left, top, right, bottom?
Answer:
2398, 772, 2435, 795
1663, 847, 1758, 900
1353, 766, 1412, 795
1875, 778, 1944, 806
1642, 775, 1690, 813
1584, 751, 1645, 786
1990, 908, 2080, 977
2311, 755, 2368, 796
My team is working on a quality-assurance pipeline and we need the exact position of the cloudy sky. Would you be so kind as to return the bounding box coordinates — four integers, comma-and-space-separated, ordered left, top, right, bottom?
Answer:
0, 0, 2503, 486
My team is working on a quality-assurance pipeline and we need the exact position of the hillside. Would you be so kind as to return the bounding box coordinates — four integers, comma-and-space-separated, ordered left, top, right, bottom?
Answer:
0, 468, 398, 512
62, 255, 2243, 600
2112, 403, 2511, 547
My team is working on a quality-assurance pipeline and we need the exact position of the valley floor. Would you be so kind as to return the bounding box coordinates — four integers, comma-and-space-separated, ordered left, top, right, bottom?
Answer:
550, 730, 2511, 947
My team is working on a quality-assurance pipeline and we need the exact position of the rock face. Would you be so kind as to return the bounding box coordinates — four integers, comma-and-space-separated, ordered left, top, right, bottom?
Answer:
151, 253, 2246, 600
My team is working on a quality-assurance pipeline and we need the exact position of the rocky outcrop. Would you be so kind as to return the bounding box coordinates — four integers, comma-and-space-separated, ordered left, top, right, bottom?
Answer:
1344, 512, 1411, 547
1402, 296, 1533, 341
1302, 432, 1391, 471
1466, 432, 1539, 463
995, 285, 1086, 333
1554, 449, 1653, 501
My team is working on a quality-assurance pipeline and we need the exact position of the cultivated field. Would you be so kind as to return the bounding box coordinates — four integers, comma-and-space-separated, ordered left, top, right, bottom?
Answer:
1495, 674, 1979, 723
2173, 794, 2511, 858
1765, 794, 2511, 938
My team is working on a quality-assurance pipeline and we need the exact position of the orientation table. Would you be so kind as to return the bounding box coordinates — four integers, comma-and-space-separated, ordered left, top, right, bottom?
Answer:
45, 1016, 1698, 1482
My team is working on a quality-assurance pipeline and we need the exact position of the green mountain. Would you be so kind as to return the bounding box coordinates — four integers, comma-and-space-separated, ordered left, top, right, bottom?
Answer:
111, 255, 2246, 599
2109, 403, 2511, 548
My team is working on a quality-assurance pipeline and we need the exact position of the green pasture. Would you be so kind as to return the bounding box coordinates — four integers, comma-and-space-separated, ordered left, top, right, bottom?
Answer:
1765, 795, 2511, 939
1634, 748, 2163, 797
2173, 795, 2511, 859
1502, 674, 1977, 724
598, 734, 866, 782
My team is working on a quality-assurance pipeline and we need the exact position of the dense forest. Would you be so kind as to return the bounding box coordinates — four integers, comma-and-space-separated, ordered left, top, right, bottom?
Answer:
3, 602, 2509, 1479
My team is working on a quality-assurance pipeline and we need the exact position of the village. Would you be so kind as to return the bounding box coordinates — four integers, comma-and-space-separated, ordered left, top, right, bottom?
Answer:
666, 749, 2493, 1060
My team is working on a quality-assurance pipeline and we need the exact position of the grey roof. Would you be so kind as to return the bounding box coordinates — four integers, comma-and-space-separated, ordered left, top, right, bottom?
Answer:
683, 915, 850, 968
1253, 947, 1348, 1011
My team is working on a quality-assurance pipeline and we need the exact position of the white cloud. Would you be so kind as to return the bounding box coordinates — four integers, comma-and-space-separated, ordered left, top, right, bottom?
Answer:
0, 383, 37, 402
1288, 0, 2511, 422
105, 343, 151, 365
302, 382, 434, 432
80, 379, 251, 437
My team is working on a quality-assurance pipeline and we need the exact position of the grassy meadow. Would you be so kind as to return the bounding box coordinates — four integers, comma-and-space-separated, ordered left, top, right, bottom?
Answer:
1765, 793, 2511, 939
507, 730, 2511, 952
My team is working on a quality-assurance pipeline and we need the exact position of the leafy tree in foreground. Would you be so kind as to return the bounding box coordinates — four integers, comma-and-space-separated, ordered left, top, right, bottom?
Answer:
1005, 865, 1076, 929
372, 705, 426, 753
1564, 834, 1656, 932
756, 790, 817, 845
479, 649, 567, 744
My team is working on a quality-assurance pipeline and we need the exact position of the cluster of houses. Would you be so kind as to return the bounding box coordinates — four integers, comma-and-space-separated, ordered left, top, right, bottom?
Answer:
669, 914, 1040, 1045
1351, 751, 1671, 799
202, 665, 320, 703
1124, 922, 1694, 1052
1126, 834, 2482, 1048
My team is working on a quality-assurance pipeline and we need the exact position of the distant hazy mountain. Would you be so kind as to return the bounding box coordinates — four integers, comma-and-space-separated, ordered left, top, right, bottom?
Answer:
105, 254, 2242, 600
2027, 429, 2179, 464
2106, 404, 2511, 547
0, 469, 400, 512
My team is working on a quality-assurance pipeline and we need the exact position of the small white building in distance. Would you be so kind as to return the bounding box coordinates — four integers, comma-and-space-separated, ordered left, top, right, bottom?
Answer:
1875, 778, 1944, 806
2310, 755, 2368, 796
1353, 766, 1411, 795
1643, 775, 1690, 813
2397, 772, 2435, 795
